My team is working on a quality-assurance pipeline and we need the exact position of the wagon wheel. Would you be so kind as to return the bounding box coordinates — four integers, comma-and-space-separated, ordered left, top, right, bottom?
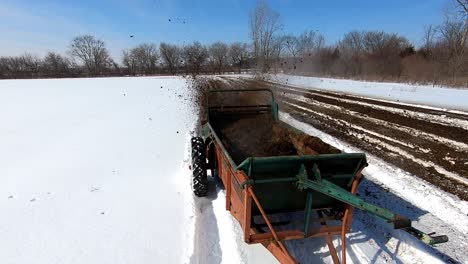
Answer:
191, 137, 208, 197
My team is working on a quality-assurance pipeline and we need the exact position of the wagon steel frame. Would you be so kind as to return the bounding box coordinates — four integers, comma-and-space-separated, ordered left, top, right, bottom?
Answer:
209, 135, 356, 263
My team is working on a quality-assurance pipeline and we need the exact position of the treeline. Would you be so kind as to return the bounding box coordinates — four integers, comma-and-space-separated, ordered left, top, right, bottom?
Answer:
249, 0, 468, 86
0, 35, 251, 79
122, 41, 250, 75
1, 0, 467, 86
274, 26, 467, 86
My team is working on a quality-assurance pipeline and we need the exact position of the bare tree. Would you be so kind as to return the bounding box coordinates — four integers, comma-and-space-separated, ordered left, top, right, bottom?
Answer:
362, 31, 387, 54
183, 41, 208, 75
297, 30, 325, 57
283, 35, 300, 58
68, 35, 112, 75
6, 57, 22, 75
0, 57, 17, 78
338, 31, 365, 75
0, 54, 43, 78
160, 43, 181, 75
456, 0, 468, 12
438, 17, 466, 78
249, 0, 283, 72
122, 49, 137, 75
455, 0, 468, 48
136, 43, 159, 74
339, 31, 364, 55
19, 54, 42, 77
22, 54, 41, 71
271, 36, 285, 68
362, 31, 409, 56
422, 25, 436, 54
0, 57, 7, 77
275, 30, 327, 73
335, 31, 409, 78
209, 42, 229, 74
43, 52, 71, 77
229, 42, 250, 73
122, 43, 159, 75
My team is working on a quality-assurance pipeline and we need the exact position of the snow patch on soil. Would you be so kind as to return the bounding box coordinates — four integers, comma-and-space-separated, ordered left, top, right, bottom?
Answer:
283, 93, 468, 152
281, 85, 468, 130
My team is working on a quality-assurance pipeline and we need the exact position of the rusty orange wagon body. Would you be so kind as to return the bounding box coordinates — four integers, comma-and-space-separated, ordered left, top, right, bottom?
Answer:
190, 89, 447, 263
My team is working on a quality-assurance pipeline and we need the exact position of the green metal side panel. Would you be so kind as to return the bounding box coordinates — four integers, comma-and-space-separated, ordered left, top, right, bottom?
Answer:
237, 154, 366, 215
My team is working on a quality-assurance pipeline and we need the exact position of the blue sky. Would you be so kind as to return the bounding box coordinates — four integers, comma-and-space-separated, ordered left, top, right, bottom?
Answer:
0, 0, 448, 60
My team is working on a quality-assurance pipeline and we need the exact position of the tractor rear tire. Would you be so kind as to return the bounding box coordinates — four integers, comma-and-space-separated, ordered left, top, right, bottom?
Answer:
191, 137, 208, 197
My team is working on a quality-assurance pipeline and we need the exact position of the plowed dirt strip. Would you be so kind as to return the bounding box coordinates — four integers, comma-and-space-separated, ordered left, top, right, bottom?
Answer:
261, 79, 468, 121
278, 94, 467, 172
223, 77, 468, 200
279, 86, 468, 130
270, 83, 468, 144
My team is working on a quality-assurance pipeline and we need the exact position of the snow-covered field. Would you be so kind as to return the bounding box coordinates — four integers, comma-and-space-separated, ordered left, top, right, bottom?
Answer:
0, 76, 280, 264
0, 77, 198, 263
1, 75, 466, 264
269, 73, 468, 111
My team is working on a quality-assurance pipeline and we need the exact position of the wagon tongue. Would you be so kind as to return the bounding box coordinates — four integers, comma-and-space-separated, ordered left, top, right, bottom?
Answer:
402, 226, 449, 245
295, 164, 449, 246
392, 215, 448, 245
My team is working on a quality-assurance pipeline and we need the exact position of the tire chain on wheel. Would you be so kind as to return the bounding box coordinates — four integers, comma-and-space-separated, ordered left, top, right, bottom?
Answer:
191, 137, 208, 197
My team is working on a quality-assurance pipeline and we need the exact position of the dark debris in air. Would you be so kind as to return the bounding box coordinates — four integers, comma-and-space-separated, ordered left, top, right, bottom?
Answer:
168, 17, 187, 24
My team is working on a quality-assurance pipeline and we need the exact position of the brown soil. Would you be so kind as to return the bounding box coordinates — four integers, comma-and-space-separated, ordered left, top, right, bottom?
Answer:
211, 114, 340, 164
